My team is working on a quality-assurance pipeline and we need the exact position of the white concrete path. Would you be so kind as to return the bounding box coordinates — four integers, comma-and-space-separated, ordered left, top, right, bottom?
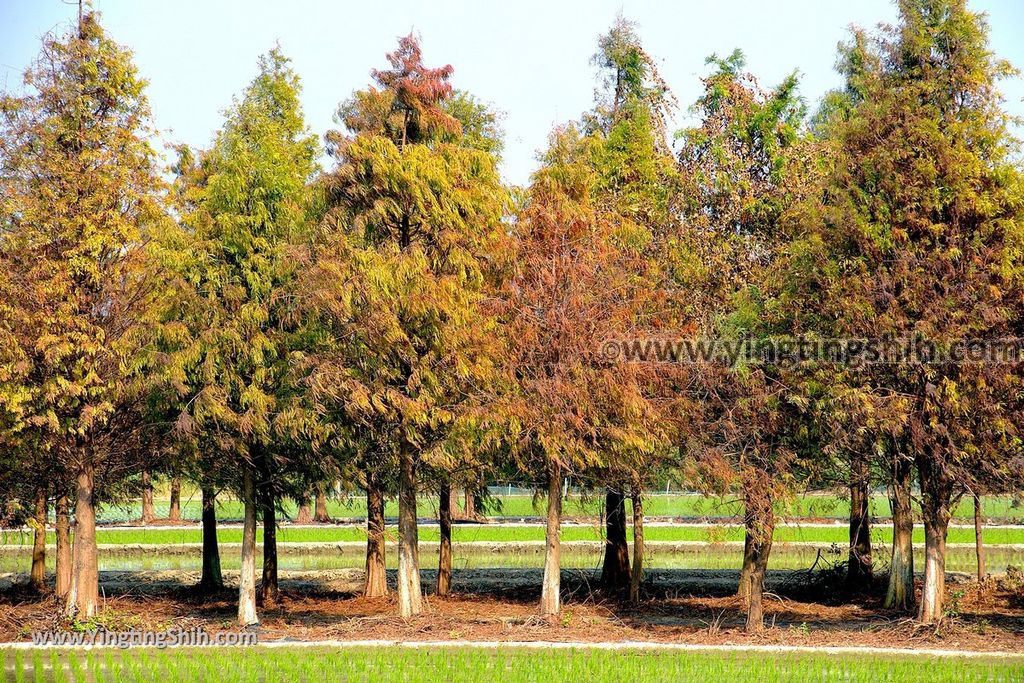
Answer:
2, 638, 1022, 658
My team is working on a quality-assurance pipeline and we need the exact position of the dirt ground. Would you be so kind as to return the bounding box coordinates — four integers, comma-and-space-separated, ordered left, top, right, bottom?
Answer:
1, 568, 1022, 652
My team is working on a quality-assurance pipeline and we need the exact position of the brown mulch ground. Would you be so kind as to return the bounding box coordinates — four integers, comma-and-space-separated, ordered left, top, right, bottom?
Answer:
1, 572, 1022, 652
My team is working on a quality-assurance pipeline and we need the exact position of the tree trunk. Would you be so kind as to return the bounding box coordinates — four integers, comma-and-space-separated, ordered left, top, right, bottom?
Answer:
30, 487, 47, 592
260, 492, 279, 606
447, 485, 458, 520
540, 461, 562, 617
884, 456, 915, 610
746, 567, 764, 632
396, 447, 422, 617
919, 512, 949, 623
66, 462, 98, 619
629, 483, 644, 603
141, 469, 155, 525
916, 447, 953, 625
463, 489, 476, 520
364, 472, 387, 598
437, 481, 452, 597
848, 451, 873, 589
738, 514, 757, 603
238, 467, 259, 626
600, 486, 630, 595
313, 484, 330, 523
55, 495, 71, 599
295, 496, 313, 524
974, 491, 985, 580
168, 476, 181, 522
200, 486, 223, 591
744, 489, 774, 633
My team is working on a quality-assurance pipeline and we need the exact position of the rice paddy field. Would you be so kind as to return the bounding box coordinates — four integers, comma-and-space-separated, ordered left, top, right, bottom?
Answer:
3, 490, 1023, 670
1, 646, 1021, 683
3, 491, 1021, 576
85, 491, 1024, 524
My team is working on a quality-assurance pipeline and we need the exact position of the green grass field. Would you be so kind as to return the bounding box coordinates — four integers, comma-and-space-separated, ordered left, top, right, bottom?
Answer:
3, 521, 1021, 547
92, 492, 1024, 524
1, 646, 1021, 682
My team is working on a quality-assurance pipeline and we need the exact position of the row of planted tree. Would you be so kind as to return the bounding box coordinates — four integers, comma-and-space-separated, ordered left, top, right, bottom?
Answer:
2, 0, 1024, 634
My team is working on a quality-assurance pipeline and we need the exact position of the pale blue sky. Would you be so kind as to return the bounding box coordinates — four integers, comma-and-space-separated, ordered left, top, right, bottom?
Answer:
2, 0, 1023, 185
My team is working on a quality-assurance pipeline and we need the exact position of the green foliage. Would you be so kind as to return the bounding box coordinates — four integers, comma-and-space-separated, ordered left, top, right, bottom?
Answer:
160, 48, 318, 480
587, 15, 675, 144
676, 52, 808, 319
489, 19, 681, 492
797, 0, 1024, 499
0, 13, 167, 484
498, 119, 669, 483
305, 34, 508, 484
673, 47, 816, 522
441, 90, 505, 159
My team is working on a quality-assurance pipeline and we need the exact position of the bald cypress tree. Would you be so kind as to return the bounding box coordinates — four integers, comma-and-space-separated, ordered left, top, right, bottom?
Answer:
305, 34, 507, 617
583, 17, 679, 598
0, 12, 166, 619
673, 49, 817, 632
808, 0, 1024, 623
162, 49, 318, 626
